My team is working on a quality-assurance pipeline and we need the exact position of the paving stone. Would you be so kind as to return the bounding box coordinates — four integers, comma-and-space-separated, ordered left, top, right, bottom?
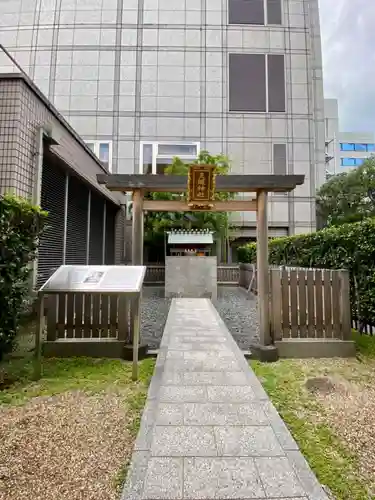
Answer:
120, 451, 149, 500
183, 357, 241, 371
161, 371, 183, 385
183, 403, 269, 426
151, 426, 217, 457
156, 404, 184, 425
207, 385, 257, 402
214, 426, 284, 457
255, 457, 306, 498
142, 457, 183, 499
158, 385, 207, 402
182, 371, 249, 386
184, 457, 265, 499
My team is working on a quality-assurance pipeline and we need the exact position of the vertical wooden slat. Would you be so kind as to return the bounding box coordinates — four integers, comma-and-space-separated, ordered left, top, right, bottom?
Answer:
281, 269, 290, 338
340, 270, 352, 340
323, 270, 333, 338
307, 270, 315, 338
315, 270, 324, 338
92, 294, 100, 338
110, 295, 118, 338
46, 294, 57, 341
298, 269, 307, 338
101, 294, 109, 338
57, 293, 66, 339
331, 271, 341, 339
270, 269, 282, 341
74, 293, 84, 338
118, 295, 129, 342
290, 269, 298, 338
83, 294, 92, 338
66, 293, 75, 338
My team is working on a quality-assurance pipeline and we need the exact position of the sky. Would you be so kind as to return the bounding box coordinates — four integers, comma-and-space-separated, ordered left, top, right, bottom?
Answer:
319, 0, 375, 133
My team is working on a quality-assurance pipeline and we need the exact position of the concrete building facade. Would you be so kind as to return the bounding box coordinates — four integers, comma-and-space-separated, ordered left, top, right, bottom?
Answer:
0, 0, 325, 239
324, 98, 375, 175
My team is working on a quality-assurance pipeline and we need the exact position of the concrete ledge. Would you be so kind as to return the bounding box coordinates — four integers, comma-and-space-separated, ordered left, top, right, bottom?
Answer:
43, 339, 142, 358
249, 344, 279, 362
275, 338, 356, 358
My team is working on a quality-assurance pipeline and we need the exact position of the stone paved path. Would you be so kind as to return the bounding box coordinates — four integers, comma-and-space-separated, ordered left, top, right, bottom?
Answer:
122, 298, 328, 500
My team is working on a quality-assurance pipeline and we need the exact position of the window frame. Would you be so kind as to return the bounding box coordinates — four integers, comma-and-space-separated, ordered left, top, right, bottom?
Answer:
227, 0, 283, 26
85, 140, 113, 172
228, 53, 286, 113
139, 141, 201, 174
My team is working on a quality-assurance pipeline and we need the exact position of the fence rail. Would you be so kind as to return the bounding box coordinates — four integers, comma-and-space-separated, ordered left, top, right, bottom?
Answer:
145, 265, 239, 284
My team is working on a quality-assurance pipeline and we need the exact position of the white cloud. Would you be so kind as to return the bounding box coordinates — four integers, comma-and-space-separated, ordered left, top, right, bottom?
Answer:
319, 0, 375, 132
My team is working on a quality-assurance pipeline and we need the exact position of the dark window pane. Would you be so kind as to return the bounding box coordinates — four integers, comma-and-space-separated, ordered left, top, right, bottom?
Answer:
354, 143, 367, 151
267, 0, 282, 24
268, 55, 285, 112
229, 54, 266, 112
273, 144, 287, 174
229, 0, 264, 25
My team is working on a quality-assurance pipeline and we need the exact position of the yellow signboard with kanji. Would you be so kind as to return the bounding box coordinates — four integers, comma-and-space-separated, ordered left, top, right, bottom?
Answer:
187, 164, 216, 209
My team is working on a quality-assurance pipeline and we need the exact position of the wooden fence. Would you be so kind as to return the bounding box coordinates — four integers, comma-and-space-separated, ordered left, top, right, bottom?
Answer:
240, 265, 352, 341
145, 265, 239, 284
45, 293, 132, 343
269, 267, 352, 341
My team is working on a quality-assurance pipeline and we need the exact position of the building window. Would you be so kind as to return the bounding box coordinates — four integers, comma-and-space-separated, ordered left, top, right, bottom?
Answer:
340, 158, 364, 167
140, 142, 200, 174
273, 144, 287, 174
340, 143, 375, 152
229, 54, 285, 113
228, 0, 282, 25
86, 141, 113, 171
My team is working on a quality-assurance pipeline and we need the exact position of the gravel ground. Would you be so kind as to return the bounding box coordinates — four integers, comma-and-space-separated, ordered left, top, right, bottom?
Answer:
310, 362, 375, 495
0, 390, 133, 500
141, 286, 259, 350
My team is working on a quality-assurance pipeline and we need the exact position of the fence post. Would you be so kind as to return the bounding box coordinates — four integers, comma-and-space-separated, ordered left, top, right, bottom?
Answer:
256, 190, 271, 346
339, 270, 352, 340
270, 269, 282, 341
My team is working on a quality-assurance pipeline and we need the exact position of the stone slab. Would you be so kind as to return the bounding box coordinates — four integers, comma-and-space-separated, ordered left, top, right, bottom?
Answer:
275, 338, 356, 358
165, 256, 218, 300
121, 298, 329, 500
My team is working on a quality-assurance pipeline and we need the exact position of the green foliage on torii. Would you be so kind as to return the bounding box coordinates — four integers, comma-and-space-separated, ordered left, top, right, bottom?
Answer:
317, 157, 375, 227
144, 150, 234, 255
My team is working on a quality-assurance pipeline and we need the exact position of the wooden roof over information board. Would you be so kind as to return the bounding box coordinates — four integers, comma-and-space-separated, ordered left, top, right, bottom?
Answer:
97, 174, 305, 193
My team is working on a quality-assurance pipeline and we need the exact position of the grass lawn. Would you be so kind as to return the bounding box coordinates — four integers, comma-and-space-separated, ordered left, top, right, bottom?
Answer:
251, 332, 375, 500
0, 355, 155, 500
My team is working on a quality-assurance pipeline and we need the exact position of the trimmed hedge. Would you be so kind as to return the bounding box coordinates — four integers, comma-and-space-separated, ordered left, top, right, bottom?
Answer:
0, 194, 47, 359
237, 218, 375, 327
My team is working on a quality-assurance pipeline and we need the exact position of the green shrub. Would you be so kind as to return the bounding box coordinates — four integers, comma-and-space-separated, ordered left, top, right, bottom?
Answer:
0, 194, 47, 360
237, 218, 375, 327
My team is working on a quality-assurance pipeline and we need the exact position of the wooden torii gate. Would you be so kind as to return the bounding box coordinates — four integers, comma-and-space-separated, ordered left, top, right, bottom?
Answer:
97, 173, 304, 348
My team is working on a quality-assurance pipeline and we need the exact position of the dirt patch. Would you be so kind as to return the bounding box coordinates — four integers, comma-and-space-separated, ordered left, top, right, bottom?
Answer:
305, 376, 336, 395
0, 390, 135, 500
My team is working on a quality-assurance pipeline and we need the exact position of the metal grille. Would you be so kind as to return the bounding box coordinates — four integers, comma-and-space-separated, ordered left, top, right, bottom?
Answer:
37, 161, 65, 287
89, 190, 104, 265
105, 203, 116, 265
65, 175, 88, 265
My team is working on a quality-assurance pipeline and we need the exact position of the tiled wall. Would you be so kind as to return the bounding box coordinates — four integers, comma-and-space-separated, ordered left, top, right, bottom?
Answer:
0, 0, 326, 234
0, 75, 124, 263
